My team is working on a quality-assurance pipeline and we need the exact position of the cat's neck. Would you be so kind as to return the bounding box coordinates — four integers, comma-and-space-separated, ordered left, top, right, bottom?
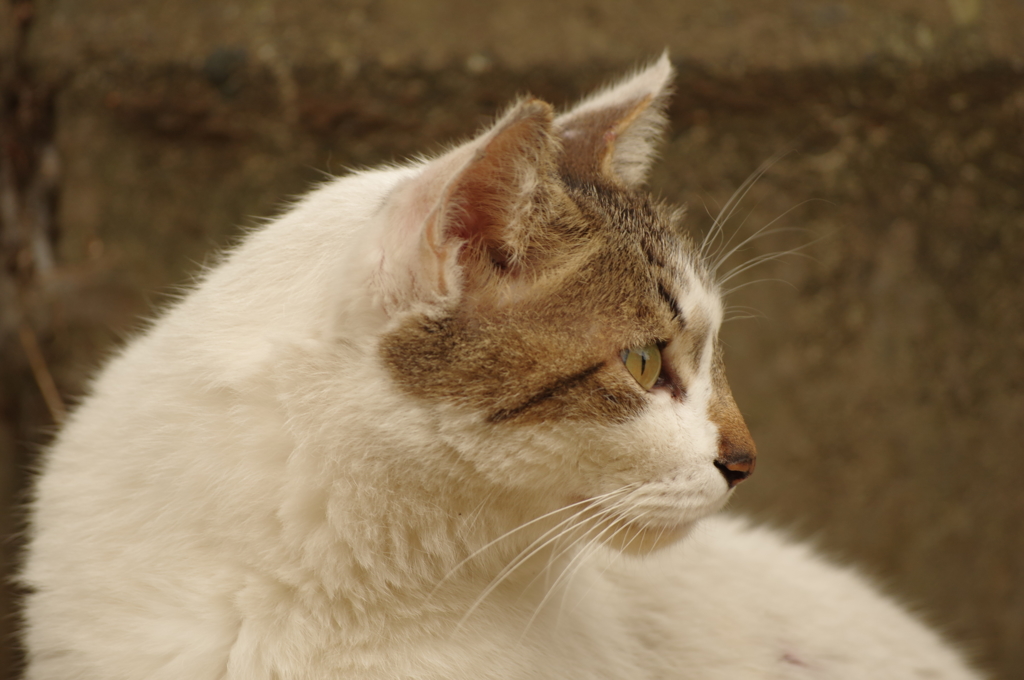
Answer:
271, 422, 579, 621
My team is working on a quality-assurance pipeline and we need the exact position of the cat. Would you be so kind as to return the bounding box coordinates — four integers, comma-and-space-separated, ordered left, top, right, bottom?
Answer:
21, 55, 982, 679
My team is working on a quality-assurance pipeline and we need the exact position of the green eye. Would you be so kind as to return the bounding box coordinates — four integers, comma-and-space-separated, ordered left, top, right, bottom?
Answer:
620, 344, 662, 391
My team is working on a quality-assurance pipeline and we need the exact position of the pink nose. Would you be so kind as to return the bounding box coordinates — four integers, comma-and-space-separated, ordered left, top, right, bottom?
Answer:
714, 435, 756, 488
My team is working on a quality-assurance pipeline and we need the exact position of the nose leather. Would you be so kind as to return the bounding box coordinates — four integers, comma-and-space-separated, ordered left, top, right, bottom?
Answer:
714, 436, 756, 488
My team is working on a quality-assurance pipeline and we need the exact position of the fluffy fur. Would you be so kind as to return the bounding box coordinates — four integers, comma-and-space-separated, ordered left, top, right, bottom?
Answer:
22, 55, 981, 679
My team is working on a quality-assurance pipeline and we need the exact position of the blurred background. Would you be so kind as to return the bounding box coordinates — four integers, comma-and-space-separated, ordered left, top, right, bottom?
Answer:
1, 0, 1022, 677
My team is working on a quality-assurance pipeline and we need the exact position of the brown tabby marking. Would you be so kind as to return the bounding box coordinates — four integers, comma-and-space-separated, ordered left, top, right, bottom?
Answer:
380, 175, 702, 426
487, 361, 606, 424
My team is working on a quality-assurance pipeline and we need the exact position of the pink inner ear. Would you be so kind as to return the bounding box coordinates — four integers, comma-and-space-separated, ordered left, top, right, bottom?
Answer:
440, 157, 528, 266
447, 185, 492, 244
381, 99, 555, 306
446, 182, 512, 274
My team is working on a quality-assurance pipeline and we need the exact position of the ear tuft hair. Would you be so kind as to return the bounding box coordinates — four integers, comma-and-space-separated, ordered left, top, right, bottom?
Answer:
555, 53, 674, 186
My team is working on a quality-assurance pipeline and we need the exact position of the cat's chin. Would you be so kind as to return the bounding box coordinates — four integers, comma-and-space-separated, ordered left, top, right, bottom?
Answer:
602, 520, 695, 556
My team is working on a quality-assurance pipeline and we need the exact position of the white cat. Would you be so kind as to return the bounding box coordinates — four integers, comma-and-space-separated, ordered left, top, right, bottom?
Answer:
22, 55, 982, 679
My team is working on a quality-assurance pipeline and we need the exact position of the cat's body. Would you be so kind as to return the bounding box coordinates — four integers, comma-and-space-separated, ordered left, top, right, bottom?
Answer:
22, 57, 981, 679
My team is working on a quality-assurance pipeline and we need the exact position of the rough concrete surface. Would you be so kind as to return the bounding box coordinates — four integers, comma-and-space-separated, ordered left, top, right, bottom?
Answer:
1, 1, 1022, 678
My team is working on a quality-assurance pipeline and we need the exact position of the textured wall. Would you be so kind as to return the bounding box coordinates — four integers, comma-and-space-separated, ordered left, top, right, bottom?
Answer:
1, 1, 1022, 678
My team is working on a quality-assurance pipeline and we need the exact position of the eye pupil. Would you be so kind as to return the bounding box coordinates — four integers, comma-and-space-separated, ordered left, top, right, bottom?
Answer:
621, 343, 662, 391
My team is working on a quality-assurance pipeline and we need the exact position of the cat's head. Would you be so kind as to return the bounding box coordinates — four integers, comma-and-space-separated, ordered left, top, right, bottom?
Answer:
315, 56, 754, 555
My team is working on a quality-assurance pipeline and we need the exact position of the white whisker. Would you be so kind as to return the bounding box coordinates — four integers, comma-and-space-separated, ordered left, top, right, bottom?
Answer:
722, 277, 799, 297
701, 150, 791, 262
555, 512, 646, 621
713, 202, 820, 274
520, 493, 639, 599
452, 486, 639, 628
456, 510, 592, 629
698, 196, 726, 259
712, 225, 813, 273
724, 304, 765, 317
718, 245, 818, 288
520, 509, 635, 639
431, 485, 634, 599
556, 509, 658, 625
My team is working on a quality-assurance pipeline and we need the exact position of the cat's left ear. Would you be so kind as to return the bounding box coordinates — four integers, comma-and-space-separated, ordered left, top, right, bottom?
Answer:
555, 53, 674, 186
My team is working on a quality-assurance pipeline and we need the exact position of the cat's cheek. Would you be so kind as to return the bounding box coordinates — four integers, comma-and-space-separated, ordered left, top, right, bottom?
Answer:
619, 401, 730, 496
431, 410, 588, 494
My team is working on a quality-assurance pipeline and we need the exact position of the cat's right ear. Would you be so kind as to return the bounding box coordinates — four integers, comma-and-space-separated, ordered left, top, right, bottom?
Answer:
555, 53, 674, 187
374, 99, 558, 314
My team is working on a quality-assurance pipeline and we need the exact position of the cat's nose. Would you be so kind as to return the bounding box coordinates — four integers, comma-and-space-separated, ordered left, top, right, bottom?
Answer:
707, 372, 757, 489
714, 437, 756, 489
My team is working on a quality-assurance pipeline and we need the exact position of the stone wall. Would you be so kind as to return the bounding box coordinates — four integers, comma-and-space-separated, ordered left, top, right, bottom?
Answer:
1, 1, 1022, 677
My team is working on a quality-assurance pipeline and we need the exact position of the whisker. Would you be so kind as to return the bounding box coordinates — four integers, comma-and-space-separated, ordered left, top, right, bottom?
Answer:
455, 509, 593, 629
431, 485, 635, 598
698, 196, 726, 260
520, 510, 635, 638
724, 196, 773, 253
556, 506, 665, 624
519, 493, 638, 599
722, 277, 799, 297
724, 304, 765, 317
455, 497, 491, 542
718, 245, 818, 288
702, 150, 791, 262
712, 225, 814, 272
557, 509, 658, 623
713, 201, 820, 274
701, 162, 771, 259
555, 512, 644, 620
452, 486, 639, 628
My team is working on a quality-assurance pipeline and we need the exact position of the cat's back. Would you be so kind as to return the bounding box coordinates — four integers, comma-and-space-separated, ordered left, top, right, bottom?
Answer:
21, 165, 418, 679
605, 515, 980, 680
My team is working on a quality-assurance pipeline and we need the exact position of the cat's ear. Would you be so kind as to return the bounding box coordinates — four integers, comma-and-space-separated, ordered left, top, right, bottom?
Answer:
376, 98, 558, 312
555, 53, 674, 186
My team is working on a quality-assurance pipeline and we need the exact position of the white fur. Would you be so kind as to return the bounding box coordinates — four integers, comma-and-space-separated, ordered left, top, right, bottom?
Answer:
22, 62, 981, 680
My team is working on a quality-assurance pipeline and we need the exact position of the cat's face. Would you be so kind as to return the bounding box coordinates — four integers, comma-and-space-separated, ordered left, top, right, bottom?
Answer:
356, 56, 754, 555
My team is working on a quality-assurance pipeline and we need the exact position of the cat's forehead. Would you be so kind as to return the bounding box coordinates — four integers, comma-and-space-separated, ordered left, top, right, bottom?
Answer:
561, 177, 696, 258
553, 176, 719, 332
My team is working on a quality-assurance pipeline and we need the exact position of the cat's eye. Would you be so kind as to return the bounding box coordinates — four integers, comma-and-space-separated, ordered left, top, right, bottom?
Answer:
620, 344, 662, 391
